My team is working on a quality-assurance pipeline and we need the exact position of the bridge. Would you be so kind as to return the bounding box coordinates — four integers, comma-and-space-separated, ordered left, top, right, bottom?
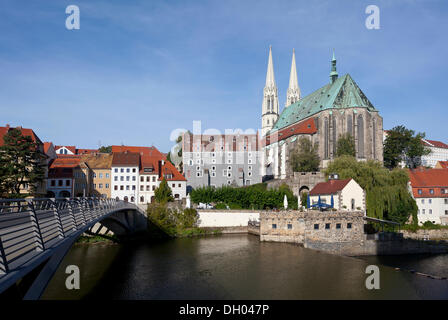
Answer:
0, 197, 147, 300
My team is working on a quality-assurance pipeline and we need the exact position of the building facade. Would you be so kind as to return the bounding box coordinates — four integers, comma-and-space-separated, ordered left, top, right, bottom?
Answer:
47, 156, 81, 197
182, 132, 262, 190
309, 178, 366, 211
260, 50, 383, 179
409, 168, 448, 225
83, 153, 113, 198
420, 139, 448, 168
111, 152, 140, 203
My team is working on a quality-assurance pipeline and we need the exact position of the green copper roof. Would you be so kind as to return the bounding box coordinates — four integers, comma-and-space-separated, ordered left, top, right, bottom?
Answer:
270, 74, 376, 133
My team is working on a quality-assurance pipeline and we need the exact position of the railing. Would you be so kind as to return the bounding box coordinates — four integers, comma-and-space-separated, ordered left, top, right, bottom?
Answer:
0, 197, 128, 276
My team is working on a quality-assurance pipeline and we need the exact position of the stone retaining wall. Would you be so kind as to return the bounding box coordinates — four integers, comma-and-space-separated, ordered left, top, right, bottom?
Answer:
401, 229, 448, 240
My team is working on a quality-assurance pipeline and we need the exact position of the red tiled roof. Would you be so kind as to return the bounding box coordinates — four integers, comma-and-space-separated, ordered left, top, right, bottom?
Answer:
437, 161, 448, 169
263, 117, 317, 146
160, 160, 186, 181
0, 125, 41, 147
49, 156, 81, 168
310, 179, 352, 195
112, 152, 140, 166
408, 168, 448, 198
77, 148, 98, 154
421, 139, 448, 149
140, 151, 186, 181
111, 145, 166, 159
43, 142, 53, 154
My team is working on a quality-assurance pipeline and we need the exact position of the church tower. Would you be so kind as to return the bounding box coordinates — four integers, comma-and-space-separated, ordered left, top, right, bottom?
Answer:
261, 46, 279, 136
285, 48, 301, 107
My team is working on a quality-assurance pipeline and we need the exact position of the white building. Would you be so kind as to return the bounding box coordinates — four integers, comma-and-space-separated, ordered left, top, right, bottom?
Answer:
111, 152, 140, 203
409, 168, 448, 225
111, 146, 187, 205
420, 139, 448, 168
309, 177, 366, 211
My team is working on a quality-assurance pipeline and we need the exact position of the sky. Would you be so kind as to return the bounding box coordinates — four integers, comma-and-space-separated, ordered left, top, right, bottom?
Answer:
1, 0, 447, 152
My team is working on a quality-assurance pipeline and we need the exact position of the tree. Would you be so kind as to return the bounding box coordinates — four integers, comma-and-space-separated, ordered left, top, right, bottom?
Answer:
336, 133, 356, 157
324, 155, 418, 226
300, 192, 308, 207
290, 137, 320, 172
98, 146, 112, 153
154, 178, 173, 203
0, 128, 45, 198
384, 126, 430, 169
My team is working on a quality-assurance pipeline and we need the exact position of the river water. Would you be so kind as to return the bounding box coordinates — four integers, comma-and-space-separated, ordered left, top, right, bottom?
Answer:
42, 234, 448, 300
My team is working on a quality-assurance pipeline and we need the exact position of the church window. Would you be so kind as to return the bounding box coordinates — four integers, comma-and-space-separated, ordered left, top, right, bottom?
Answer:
332, 117, 337, 156
372, 119, 377, 159
324, 117, 329, 159
357, 115, 364, 158
347, 115, 352, 135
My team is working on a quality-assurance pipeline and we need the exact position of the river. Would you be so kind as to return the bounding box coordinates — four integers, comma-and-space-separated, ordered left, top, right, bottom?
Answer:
41, 234, 448, 300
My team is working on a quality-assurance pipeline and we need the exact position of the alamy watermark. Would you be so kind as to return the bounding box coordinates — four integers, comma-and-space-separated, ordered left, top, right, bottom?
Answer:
365, 5, 380, 30
65, 265, 80, 290
66, 5, 80, 30
365, 265, 380, 289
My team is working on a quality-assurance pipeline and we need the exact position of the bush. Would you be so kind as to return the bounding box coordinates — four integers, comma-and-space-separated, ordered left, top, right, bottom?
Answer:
190, 183, 298, 210
146, 203, 199, 236
214, 202, 227, 210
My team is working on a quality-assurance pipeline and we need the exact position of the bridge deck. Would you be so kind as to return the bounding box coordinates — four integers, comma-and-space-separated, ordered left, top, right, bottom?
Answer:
0, 197, 136, 296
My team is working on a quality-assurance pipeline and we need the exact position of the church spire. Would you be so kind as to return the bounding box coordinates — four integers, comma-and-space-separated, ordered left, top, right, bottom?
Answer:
330, 49, 338, 83
265, 45, 276, 87
261, 46, 279, 136
286, 48, 301, 107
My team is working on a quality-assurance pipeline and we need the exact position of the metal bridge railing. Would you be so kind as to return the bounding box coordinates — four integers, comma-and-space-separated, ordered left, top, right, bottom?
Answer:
0, 197, 128, 276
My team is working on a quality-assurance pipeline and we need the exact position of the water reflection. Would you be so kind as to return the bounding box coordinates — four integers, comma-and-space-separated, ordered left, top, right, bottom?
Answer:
42, 234, 448, 300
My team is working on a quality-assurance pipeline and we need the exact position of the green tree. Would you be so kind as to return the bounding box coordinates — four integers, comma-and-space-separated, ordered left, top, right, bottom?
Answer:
154, 178, 174, 203
290, 137, 320, 172
324, 155, 417, 226
0, 128, 45, 198
98, 146, 112, 153
336, 133, 356, 157
384, 126, 430, 169
300, 192, 308, 207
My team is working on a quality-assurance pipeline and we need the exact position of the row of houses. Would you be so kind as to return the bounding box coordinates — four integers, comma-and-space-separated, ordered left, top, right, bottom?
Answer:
0, 125, 186, 204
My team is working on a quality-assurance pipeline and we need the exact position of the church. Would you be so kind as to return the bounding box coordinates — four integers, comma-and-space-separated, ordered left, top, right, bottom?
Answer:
261, 47, 383, 179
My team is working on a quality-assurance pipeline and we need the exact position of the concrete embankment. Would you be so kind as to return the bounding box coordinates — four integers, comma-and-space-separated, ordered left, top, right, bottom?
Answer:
401, 229, 448, 241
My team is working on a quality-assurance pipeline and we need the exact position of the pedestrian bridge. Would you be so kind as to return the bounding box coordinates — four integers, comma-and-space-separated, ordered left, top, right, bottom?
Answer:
0, 197, 147, 299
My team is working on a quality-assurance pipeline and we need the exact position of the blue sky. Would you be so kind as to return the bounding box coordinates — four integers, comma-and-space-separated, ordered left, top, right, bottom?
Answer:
1, 0, 447, 152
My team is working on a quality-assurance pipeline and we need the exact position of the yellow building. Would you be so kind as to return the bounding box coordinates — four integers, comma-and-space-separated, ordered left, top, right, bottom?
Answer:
83, 153, 113, 198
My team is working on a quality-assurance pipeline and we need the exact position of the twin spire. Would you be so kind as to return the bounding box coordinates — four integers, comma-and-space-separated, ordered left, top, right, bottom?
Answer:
264, 46, 301, 108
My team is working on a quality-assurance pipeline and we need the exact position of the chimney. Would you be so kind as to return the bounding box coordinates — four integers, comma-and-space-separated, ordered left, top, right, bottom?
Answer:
158, 160, 162, 178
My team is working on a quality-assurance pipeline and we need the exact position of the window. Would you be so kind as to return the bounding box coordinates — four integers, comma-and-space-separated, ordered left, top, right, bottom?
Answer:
132, 185, 136, 190
445, 210, 448, 215
152, 186, 155, 191
223, 169, 227, 177
336, 223, 341, 229
325, 223, 330, 230
141, 176, 144, 182
132, 168, 136, 173
99, 173, 103, 178
189, 160, 193, 166
248, 165, 252, 171
429, 209, 432, 214
178, 184, 181, 187
126, 186, 130, 190
51, 180, 55, 186
227, 172, 232, 178
211, 172, 216, 177
126, 168, 130, 173
114, 176, 118, 181
441, 189, 445, 194
172, 183, 175, 188
115, 168, 118, 173
132, 176, 136, 181
248, 159, 252, 164
120, 168, 124, 173
421, 199, 425, 204
99, 183, 103, 189
93, 173, 97, 178
287, 224, 292, 230
422, 209, 425, 214
246, 180, 251, 185
140, 196, 144, 203
140, 186, 144, 191
272, 224, 277, 229
445, 199, 448, 204
211, 166, 216, 171
114, 186, 118, 190
227, 180, 232, 185
66, 180, 70, 186
347, 223, 352, 229
314, 224, 319, 230
429, 199, 432, 204
430, 189, 434, 195
146, 186, 150, 191
120, 176, 124, 181
248, 171, 252, 177
351, 199, 355, 210
106, 173, 109, 178
120, 186, 124, 190
93, 183, 96, 188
